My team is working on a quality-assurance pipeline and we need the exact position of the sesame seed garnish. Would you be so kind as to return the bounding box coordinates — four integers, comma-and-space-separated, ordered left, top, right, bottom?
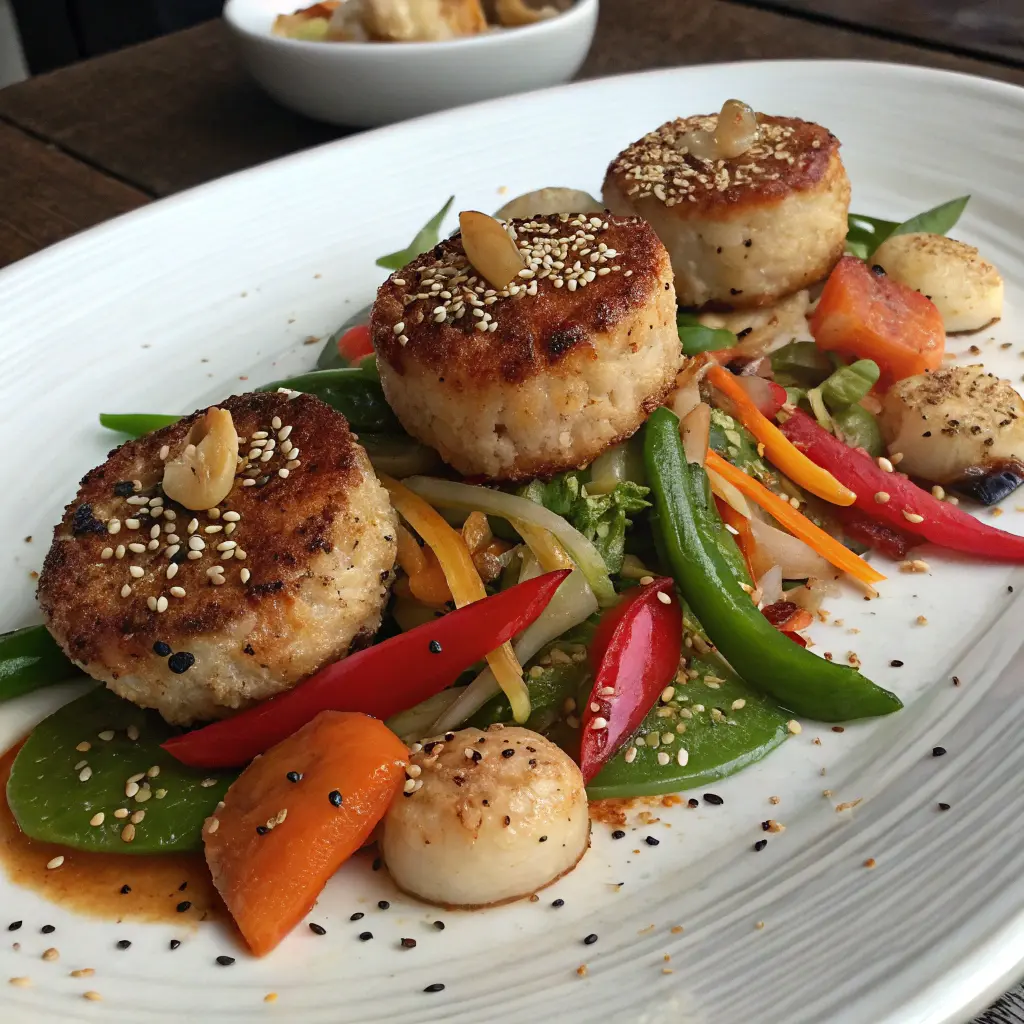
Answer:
114, 545, 125, 559
78, 766, 93, 782
116, 940, 131, 950
131, 810, 146, 824
107, 519, 121, 535
89, 812, 105, 826
205, 817, 220, 834
787, 720, 802, 735
703, 793, 724, 806
583, 933, 598, 945
200, 777, 217, 787
359, 932, 373, 941
329, 790, 343, 807
877, 456, 894, 473
8, 977, 31, 988
70, 968, 95, 977
874, 491, 890, 504
623, 746, 637, 764
590, 717, 609, 731
113, 808, 129, 819
932, 746, 947, 757
903, 510, 925, 524
216, 956, 235, 966
7, 921, 22, 931
676, 747, 689, 766
424, 983, 445, 993
83, 990, 102, 1001
121, 824, 136, 843
76, 741, 91, 753
127, 724, 139, 741
278, 468, 289, 479
309, 923, 327, 936
656, 591, 672, 605
101, 547, 113, 560
41, 947, 59, 962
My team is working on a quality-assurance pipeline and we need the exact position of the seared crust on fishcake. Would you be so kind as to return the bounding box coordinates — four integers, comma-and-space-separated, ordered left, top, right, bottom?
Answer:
38, 392, 398, 724
372, 214, 668, 383
603, 114, 840, 214
371, 213, 681, 481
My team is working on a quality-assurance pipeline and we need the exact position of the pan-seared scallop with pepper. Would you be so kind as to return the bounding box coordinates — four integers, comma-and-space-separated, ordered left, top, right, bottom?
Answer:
371, 212, 681, 482
603, 100, 850, 310
38, 391, 397, 725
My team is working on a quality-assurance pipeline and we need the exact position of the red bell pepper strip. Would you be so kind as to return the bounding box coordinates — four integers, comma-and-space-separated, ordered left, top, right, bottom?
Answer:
779, 409, 1024, 561
578, 578, 683, 783
831, 504, 923, 561
335, 324, 374, 363
163, 569, 570, 769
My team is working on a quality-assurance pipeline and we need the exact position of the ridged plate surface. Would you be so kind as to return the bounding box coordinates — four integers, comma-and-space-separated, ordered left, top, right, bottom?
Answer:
0, 61, 1022, 1024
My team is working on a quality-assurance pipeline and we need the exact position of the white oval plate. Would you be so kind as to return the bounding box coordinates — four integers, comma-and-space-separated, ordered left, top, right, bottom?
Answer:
1, 61, 1023, 1024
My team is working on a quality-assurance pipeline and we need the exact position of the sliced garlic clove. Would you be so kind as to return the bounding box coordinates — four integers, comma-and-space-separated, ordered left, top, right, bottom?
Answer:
714, 99, 760, 159
676, 127, 719, 162
459, 210, 527, 291
162, 407, 239, 511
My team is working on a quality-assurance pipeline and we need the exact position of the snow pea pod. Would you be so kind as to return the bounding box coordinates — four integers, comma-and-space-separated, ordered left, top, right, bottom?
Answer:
0, 625, 83, 702
644, 406, 902, 722
99, 413, 180, 438
258, 368, 401, 433
8, 687, 234, 854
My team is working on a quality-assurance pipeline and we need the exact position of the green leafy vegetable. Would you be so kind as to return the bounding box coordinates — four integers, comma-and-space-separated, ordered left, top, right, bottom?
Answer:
770, 340, 833, 388
888, 195, 970, 242
519, 473, 651, 575
376, 196, 455, 271
676, 312, 737, 356
0, 625, 82, 703
8, 687, 235, 854
708, 408, 775, 486
832, 404, 883, 456
317, 304, 372, 369
846, 196, 970, 259
819, 359, 880, 410
806, 387, 834, 432
99, 413, 180, 438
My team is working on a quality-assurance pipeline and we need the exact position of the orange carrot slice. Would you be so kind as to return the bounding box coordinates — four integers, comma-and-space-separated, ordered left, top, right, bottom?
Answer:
204, 711, 407, 956
706, 450, 886, 586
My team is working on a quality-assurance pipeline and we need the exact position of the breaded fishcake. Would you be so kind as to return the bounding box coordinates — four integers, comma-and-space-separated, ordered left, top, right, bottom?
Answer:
603, 114, 850, 310
371, 213, 680, 481
38, 392, 397, 725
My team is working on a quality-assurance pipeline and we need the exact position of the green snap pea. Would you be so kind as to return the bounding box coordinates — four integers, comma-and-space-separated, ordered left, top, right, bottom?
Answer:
820, 360, 880, 410
99, 413, 180, 439
832, 405, 884, 457
0, 625, 83, 703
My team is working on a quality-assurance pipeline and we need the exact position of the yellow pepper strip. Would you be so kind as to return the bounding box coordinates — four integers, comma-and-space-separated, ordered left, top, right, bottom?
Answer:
381, 475, 531, 723
510, 518, 575, 573
395, 524, 429, 577
706, 451, 885, 585
707, 364, 857, 507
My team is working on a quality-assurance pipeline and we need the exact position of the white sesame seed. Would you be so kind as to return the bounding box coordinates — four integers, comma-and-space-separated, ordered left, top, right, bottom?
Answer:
125, 519, 140, 530
163, 523, 176, 535
278, 425, 292, 442
159, 444, 170, 460
114, 544, 125, 559
877, 456, 894, 473
278, 468, 290, 479
206, 566, 224, 577
135, 787, 152, 803
242, 478, 256, 487
222, 511, 240, 522
677, 747, 689, 767
657, 591, 672, 605
206, 817, 220, 834
731, 699, 746, 710
113, 808, 129, 819
100, 547, 113, 560
187, 549, 202, 559
107, 519, 121, 535
129, 565, 144, 579
98, 730, 115, 741
234, 548, 247, 560
393, 322, 405, 335
271, 416, 282, 430
164, 510, 176, 521
211, 575, 225, 586
624, 746, 637, 764
75, 740, 91, 752
46, 856, 65, 870
165, 563, 179, 581
590, 717, 609, 731
156, 596, 168, 613
127, 724, 139, 741
204, 524, 224, 533
200, 778, 217, 788
121, 824, 136, 843
125, 782, 139, 798
240, 568, 251, 583
903, 511, 925, 524
224, 522, 236, 535
170, 586, 186, 598
89, 812, 104, 826
78, 766, 93, 782
216, 541, 237, 551
148, 525, 160, 540
787, 720, 802, 735
146, 596, 157, 612
187, 518, 199, 535
120, 584, 132, 598
130, 810, 145, 824
188, 536, 205, 551
874, 491, 890, 504
403, 778, 416, 793
657, 752, 671, 766
128, 542, 145, 554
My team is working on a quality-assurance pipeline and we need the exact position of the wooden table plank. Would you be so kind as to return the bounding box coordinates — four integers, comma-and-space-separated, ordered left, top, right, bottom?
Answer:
727, 0, 1024, 66
0, 121, 148, 269
0, 0, 1022, 200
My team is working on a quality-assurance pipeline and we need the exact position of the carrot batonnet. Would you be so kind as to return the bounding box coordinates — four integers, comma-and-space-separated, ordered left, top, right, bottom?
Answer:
705, 450, 886, 586
204, 711, 407, 957
707, 364, 856, 507
380, 475, 531, 723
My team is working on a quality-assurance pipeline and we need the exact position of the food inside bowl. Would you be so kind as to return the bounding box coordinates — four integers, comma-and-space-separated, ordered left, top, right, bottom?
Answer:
272, 0, 571, 43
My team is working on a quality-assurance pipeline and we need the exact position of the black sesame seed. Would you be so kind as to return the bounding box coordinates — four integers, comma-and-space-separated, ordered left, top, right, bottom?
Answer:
703, 793, 724, 806
169, 939, 181, 950
953, 676, 961, 686
167, 651, 195, 674
153, 641, 172, 657
583, 933, 598, 945
552, 899, 564, 908
469, 749, 482, 763
359, 931, 373, 941
423, 741, 438, 753
176, 901, 192, 913
539, 835, 548, 843
753, 839, 768, 852
428, 640, 443, 654
687, 798, 699, 808
309, 923, 327, 936
401, 937, 417, 949
113, 481, 136, 498
372, 857, 382, 872
329, 790, 343, 807
761, 820, 771, 831
350, 912, 365, 921
424, 983, 445, 993
216, 955, 235, 966
378, 900, 390, 910
938, 802, 951, 811
611, 829, 625, 839
116, 939, 132, 950
502, 748, 515, 758
870, 264, 886, 277
120, 885, 132, 895
644, 836, 660, 847
7, 921, 21, 932
890, 659, 904, 668
178, 881, 188, 892
1009, 586, 1015, 593
932, 746, 947, 757
256, 825, 269, 835
41, 924, 55, 934
444, 732, 456, 742
286, 771, 302, 783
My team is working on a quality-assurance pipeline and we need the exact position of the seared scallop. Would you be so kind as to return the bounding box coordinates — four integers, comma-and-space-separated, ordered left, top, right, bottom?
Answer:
381, 725, 589, 907
880, 365, 1024, 486
38, 391, 397, 725
603, 111, 850, 310
371, 213, 681, 481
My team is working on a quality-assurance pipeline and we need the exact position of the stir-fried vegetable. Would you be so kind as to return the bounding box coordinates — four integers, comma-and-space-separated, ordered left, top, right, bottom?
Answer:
708, 365, 856, 507
677, 312, 737, 356
98, 413, 180, 437
832, 504, 922, 561
770, 340, 833, 389
0, 624, 82, 702
8, 687, 233, 853
383, 475, 530, 721
845, 196, 970, 260
258, 367, 400, 432
578, 578, 683, 782
645, 408, 901, 721
780, 409, 1024, 561
163, 570, 569, 768
205, 711, 407, 957
404, 476, 617, 606
376, 195, 455, 270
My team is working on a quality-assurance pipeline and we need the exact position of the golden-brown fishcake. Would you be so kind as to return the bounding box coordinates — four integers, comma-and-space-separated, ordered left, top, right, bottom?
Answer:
38, 392, 397, 725
603, 114, 850, 310
371, 213, 681, 481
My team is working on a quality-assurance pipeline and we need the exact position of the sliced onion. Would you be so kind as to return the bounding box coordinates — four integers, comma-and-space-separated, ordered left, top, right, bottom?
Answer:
707, 467, 751, 518
386, 688, 466, 743
749, 518, 832, 580
680, 403, 711, 466
786, 576, 840, 614
431, 568, 598, 731
588, 444, 629, 495
404, 476, 616, 606
733, 374, 778, 417
756, 565, 783, 608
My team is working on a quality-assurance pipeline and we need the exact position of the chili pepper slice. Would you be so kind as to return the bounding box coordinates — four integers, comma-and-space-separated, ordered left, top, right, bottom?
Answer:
578, 578, 683, 783
707, 364, 857, 506
714, 497, 758, 580
831, 503, 923, 561
779, 409, 1024, 561
0, 625, 83, 703
162, 569, 570, 769
644, 407, 902, 721
334, 324, 374, 364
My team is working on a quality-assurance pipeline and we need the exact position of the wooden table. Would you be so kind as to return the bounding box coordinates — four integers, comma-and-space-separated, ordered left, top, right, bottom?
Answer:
1, 2, 1023, 1019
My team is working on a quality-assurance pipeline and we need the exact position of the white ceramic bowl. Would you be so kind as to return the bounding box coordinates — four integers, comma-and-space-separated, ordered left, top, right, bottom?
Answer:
223, 0, 599, 127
